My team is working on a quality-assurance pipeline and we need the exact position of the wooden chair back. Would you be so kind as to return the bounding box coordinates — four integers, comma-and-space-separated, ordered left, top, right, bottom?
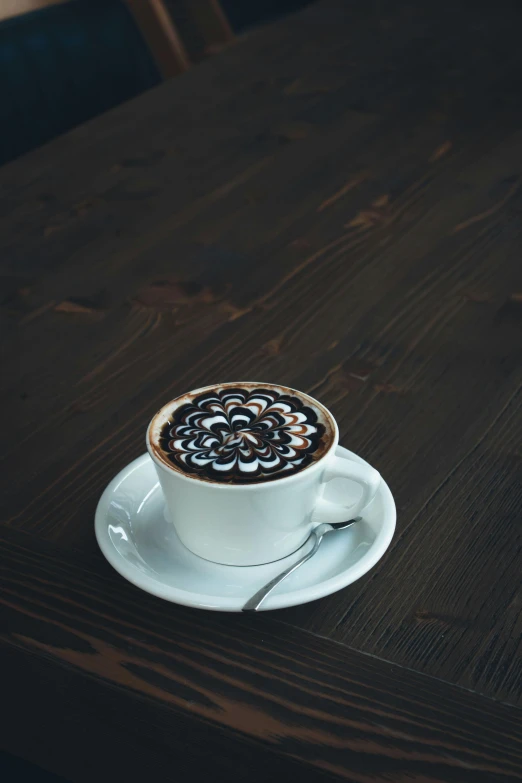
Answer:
0, 0, 233, 78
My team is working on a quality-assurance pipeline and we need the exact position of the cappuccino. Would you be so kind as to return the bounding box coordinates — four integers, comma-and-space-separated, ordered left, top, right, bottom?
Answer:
149, 383, 334, 484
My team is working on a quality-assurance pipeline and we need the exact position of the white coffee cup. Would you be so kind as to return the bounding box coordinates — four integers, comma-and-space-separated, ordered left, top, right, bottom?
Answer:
147, 382, 380, 566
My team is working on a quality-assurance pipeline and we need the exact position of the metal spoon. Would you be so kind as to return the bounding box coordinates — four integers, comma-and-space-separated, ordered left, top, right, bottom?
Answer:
242, 517, 361, 612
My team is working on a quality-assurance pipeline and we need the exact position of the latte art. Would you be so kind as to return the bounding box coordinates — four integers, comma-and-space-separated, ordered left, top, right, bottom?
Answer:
157, 387, 329, 483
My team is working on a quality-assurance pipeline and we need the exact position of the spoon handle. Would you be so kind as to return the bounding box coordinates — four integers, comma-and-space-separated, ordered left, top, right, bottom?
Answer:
242, 530, 324, 612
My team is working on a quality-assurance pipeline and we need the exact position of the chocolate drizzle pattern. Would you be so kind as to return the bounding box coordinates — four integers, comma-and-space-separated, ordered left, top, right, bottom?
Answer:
158, 387, 328, 483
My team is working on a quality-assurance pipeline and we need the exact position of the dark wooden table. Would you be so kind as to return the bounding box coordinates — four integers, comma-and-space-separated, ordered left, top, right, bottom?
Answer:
2, 1, 522, 780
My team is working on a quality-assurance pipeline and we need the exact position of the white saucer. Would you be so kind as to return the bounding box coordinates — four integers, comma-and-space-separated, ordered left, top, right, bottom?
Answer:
95, 447, 396, 612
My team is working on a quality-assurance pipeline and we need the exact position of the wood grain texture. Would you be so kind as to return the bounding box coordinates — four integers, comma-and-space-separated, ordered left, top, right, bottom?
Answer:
1, 0, 522, 778
3, 529, 522, 783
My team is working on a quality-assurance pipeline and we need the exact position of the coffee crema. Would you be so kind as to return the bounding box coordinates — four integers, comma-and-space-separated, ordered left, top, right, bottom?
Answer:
152, 385, 333, 484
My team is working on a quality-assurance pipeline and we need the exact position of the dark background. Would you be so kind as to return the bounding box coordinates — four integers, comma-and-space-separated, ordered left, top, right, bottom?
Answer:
0, 0, 314, 167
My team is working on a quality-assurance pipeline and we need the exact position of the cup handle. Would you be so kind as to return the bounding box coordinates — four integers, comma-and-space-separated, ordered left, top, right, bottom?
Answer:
313, 454, 380, 524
